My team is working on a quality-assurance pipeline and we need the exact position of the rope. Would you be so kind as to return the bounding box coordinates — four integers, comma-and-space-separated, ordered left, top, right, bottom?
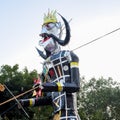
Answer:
4, 85, 30, 118
0, 103, 17, 116
72, 27, 120, 51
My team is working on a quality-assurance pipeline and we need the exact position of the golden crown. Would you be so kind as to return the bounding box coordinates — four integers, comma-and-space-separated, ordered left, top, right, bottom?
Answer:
43, 10, 57, 24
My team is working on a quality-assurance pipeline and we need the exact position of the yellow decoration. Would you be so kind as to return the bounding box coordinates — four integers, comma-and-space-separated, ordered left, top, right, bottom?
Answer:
32, 90, 36, 96
43, 10, 57, 25
70, 62, 79, 68
29, 99, 34, 106
56, 82, 63, 92
53, 111, 61, 120
0, 83, 5, 92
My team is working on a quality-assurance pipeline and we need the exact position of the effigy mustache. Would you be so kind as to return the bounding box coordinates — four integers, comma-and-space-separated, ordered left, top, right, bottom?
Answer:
56, 13, 70, 46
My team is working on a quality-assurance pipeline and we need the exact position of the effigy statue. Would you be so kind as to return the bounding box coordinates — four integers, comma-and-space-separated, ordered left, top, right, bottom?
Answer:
20, 10, 81, 120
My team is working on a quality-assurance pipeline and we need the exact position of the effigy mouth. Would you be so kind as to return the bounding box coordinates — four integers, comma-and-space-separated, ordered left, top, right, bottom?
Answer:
39, 33, 50, 42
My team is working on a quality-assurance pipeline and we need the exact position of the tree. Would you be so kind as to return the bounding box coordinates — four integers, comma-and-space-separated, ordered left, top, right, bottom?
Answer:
0, 64, 38, 120
0, 64, 56, 120
78, 77, 120, 120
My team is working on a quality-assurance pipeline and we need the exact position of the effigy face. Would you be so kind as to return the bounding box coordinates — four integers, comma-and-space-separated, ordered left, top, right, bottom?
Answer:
36, 10, 70, 59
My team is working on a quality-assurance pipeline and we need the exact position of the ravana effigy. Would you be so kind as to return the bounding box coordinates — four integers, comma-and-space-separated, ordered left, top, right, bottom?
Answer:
20, 10, 81, 120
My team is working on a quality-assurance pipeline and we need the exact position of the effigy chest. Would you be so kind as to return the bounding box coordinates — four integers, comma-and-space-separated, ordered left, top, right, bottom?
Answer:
45, 51, 71, 83
44, 51, 72, 113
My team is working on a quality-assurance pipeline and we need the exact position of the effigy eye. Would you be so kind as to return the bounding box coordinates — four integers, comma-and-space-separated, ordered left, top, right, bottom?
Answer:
44, 23, 55, 30
56, 22, 61, 29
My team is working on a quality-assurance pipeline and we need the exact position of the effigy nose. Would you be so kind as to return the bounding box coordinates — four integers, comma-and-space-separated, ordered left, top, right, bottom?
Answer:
41, 27, 48, 35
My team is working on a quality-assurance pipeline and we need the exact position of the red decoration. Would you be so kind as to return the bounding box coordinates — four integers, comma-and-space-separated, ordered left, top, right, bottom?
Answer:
49, 69, 54, 77
33, 78, 42, 98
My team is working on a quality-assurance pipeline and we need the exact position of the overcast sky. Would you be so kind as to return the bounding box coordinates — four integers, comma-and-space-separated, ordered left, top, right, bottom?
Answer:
0, 0, 120, 81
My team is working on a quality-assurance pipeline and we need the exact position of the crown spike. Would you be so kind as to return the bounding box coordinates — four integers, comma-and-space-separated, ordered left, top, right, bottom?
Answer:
43, 10, 57, 25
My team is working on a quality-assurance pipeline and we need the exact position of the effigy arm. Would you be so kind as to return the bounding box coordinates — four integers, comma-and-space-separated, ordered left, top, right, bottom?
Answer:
19, 96, 52, 107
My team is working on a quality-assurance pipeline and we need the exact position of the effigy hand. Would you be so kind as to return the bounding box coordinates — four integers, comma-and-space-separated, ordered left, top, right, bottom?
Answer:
33, 83, 44, 91
32, 79, 43, 97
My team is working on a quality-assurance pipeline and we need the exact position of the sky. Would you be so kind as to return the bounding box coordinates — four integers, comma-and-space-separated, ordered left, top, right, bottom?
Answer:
0, 0, 120, 81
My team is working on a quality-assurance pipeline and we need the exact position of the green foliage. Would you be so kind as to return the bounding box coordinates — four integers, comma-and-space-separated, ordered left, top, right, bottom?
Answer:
0, 64, 53, 120
78, 77, 120, 120
31, 105, 53, 119
0, 64, 38, 120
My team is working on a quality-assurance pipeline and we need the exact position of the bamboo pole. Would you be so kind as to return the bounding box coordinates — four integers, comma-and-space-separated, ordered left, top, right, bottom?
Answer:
0, 85, 39, 106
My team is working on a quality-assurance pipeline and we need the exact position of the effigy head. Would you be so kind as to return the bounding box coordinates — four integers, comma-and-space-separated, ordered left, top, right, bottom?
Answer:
39, 10, 60, 53
38, 10, 71, 59
41, 10, 60, 37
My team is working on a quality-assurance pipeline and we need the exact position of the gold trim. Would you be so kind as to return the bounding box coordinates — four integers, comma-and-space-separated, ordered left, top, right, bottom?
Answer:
70, 62, 79, 67
29, 99, 34, 106
56, 82, 63, 92
53, 111, 61, 120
